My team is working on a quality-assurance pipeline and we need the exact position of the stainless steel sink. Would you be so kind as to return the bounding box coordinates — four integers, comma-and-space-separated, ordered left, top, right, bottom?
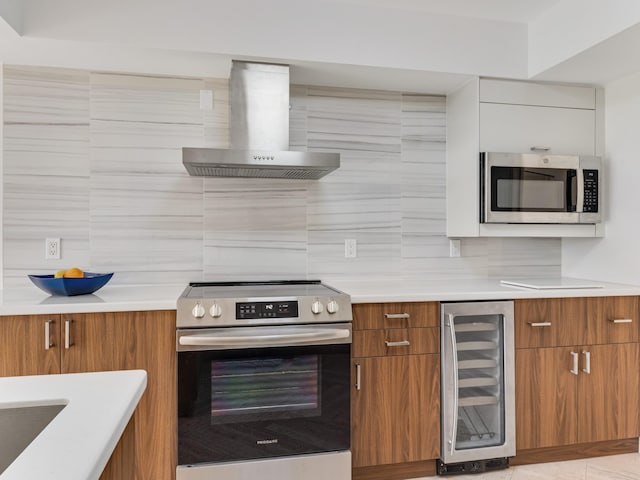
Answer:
0, 403, 66, 474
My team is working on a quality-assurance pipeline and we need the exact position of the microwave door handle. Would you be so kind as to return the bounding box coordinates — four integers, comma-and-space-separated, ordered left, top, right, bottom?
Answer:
576, 168, 584, 213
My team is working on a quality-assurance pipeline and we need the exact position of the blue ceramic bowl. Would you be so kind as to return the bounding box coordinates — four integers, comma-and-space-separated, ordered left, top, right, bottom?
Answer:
28, 272, 114, 296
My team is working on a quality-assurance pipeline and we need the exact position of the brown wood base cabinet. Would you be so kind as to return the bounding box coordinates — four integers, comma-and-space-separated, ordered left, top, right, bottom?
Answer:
0, 311, 177, 480
351, 302, 440, 477
514, 296, 640, 457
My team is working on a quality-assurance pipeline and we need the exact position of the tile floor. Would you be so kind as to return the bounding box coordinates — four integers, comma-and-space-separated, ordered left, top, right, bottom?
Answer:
410, 453, 640, 479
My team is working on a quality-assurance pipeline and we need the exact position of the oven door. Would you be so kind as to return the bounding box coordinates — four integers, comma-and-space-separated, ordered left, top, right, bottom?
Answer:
177, 324, 351, 466
481, 152, 581, 224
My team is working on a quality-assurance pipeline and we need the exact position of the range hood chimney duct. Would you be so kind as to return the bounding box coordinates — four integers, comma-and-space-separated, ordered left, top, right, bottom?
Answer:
183, 61, 340, 179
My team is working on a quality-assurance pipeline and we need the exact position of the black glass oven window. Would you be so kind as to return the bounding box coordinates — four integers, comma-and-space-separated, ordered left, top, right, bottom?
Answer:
491, 166, 577, 212
178, 344, 350, 465
211, 355, 319, 424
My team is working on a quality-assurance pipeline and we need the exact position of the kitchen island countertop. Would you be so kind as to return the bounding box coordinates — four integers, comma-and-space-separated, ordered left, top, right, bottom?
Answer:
0, 370, 146, 480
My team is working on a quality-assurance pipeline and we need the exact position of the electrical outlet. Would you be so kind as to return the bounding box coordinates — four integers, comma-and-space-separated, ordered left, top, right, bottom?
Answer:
345, 239, 357, 258
45, 238, 61, 260
449, 239, 461, 258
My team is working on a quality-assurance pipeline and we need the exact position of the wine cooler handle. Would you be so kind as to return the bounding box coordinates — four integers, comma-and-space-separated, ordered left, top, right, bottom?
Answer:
445, 313, 459, 456
570, 351, 579, 375
355, 363, 361, 391
582, 350, 591, 374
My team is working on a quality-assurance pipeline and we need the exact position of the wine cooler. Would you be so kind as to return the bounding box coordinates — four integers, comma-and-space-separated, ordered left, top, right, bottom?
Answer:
439, 301, 515, 475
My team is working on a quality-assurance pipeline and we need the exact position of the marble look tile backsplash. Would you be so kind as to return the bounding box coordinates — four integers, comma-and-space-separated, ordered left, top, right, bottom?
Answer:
2, 65, 561, 287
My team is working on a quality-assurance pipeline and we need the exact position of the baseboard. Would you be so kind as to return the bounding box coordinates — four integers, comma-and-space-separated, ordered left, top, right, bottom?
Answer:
511, 438, 639, 466
353, 459, 437, 480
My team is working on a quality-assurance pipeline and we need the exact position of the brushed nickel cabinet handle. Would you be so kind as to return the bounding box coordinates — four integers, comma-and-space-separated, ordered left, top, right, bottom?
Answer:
385, 340, 410, 347
384, 313, 410, 319
570, 351, 579, 375
528, 322, 552, 327
355, 364, 361, 391
582, 350, 591, 374
610, 318, 633, 324
64, 319, 73, 349
530, 146, 551, 152
45, 320, 54, 350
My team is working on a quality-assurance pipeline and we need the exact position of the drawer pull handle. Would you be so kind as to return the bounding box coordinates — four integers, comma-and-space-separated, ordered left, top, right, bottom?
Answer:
528, 322, 551, 327
570, 351, 579, 375
64, 319, 73, 349
582, 350, 591, 374
385, 340, 410, 347
384, 313, 410, 319
45, 320, 54, 350
355, 364, 361, 391
610, 318, 633, 324
530, 146, 551, 152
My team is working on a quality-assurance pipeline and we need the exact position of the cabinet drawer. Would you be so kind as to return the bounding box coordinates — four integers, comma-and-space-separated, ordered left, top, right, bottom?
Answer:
587, 296, 639, 344
352, 302, 439, 330
353, 328, 439, 357
480, 103, 595, 155
515, 298, 588, 348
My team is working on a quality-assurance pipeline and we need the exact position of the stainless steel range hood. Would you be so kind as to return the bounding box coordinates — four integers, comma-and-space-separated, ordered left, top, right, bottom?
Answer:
183, 61, 340, 179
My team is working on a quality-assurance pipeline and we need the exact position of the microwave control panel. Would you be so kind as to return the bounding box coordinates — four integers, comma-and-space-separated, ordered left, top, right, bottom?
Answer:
583, 170, 599, 213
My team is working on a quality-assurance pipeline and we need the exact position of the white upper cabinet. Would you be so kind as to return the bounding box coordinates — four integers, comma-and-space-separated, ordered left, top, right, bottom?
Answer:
480, 103, 595, 155
479, 79, 596, 156
479, 79, 596, 109
446, 77, 604, 238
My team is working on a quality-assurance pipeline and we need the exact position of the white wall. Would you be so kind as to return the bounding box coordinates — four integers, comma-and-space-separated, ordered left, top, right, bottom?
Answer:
0, 62, 3, 288
529, 0, 640, 77
562, 71, 640, 284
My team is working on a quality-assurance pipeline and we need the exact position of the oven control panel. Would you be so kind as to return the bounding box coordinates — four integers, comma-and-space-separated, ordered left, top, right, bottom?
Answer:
236, 301, 299, 320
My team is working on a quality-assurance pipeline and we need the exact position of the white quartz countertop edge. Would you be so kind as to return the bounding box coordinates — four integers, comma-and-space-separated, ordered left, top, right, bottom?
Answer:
0, 370, 147, 480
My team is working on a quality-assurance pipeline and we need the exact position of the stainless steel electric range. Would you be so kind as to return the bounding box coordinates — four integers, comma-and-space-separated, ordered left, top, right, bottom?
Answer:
176, 280, 352, 480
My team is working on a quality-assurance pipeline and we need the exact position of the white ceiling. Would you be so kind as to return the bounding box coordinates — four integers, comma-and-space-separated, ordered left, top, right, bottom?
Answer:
321, 0, 562, 23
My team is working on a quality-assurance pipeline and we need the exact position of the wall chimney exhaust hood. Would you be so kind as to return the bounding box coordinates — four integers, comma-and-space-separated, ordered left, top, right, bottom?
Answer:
183, 61, 340, 179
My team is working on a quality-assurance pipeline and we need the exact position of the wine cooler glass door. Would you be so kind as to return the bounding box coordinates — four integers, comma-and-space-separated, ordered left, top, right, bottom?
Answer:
441, 301, 515, 464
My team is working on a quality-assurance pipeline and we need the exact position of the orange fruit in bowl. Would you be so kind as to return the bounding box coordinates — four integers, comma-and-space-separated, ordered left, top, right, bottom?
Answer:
62, 267, 84, 278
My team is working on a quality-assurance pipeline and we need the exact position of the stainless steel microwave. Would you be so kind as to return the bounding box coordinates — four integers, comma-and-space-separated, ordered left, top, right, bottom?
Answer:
480, 152, 602, 224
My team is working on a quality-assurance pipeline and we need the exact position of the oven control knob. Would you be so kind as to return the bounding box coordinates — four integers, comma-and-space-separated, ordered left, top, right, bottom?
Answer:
210, 303, 223, 318
311, 300, 324, 314
327, 300, 339, 314
192, 303, 205, 319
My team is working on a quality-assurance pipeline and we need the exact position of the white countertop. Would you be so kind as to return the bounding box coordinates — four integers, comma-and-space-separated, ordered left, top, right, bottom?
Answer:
0, 283, 185, 315
1, 278, 640, 315
328, 277, 640, 303
0, 370, 146, 480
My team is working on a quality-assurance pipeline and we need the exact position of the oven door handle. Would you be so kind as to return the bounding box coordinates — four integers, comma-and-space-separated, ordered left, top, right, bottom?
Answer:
179, 328, 351, 348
